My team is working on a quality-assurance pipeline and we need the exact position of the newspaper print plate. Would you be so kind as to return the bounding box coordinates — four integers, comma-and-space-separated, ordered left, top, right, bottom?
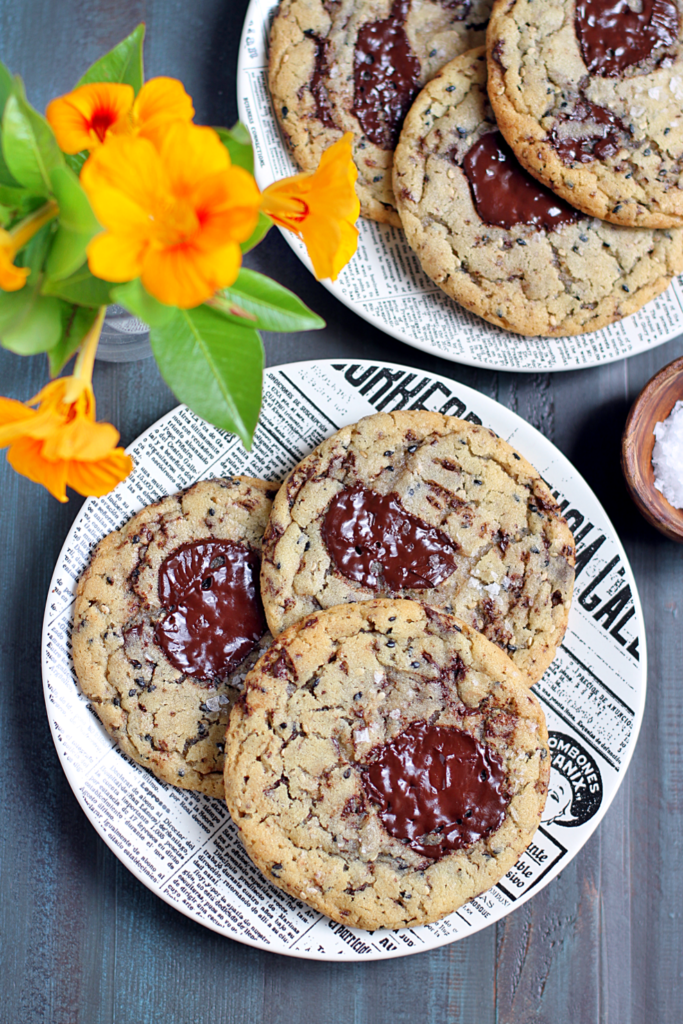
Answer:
237, 0, 683, 373
42, 360, 646, 961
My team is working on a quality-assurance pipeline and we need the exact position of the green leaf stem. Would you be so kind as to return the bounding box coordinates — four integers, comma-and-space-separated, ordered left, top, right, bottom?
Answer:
48, 303, 99, 375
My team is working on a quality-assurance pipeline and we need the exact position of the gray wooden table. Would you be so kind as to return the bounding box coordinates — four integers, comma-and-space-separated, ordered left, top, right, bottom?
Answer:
1, 2, 681, 1021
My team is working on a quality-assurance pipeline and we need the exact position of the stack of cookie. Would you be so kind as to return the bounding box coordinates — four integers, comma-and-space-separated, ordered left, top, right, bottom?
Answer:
270, 0, 683, 336
73, 411, 576, 929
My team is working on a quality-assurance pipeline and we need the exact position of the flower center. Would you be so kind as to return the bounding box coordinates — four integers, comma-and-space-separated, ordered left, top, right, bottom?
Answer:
152, 197, 200, 246
263, 193, 310, 226
90, 108, 119, 143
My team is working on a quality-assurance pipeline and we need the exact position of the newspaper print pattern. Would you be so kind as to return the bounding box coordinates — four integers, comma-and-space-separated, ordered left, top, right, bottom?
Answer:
42, 360, 646, 961
238, 0, 683, 373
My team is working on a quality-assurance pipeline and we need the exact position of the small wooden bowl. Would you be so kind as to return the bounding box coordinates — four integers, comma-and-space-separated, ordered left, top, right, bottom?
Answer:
622, 356, 683, 543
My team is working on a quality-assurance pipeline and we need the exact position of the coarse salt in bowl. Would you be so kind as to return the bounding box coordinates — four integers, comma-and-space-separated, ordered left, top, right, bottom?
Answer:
653, 401, 683, 510
622, 356, 683, 543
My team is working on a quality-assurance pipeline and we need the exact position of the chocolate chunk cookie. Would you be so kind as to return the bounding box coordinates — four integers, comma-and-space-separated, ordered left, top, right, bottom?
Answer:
224, 599, 550, 930
72, 477, 277, 797
393, 47, 683, 335
269, 0, 494, 224
487, 0, 683, 227
260, 411, 575, 685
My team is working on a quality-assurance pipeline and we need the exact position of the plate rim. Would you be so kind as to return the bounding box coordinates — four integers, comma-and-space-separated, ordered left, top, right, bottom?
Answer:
41, 357, 648, 961
236, 0, 681, 374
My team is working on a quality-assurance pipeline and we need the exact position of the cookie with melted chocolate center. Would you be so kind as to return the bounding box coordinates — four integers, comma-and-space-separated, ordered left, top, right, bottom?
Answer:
72, 477, 277, 797
487, 0, 683, 227
224, 599, 550, 930
393, 47, 683, 334
260, 410, 575, 685
269, 0, 494, 224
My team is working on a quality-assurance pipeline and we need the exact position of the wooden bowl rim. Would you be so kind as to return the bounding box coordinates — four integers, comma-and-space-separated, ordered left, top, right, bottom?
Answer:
622, 356, 683, 543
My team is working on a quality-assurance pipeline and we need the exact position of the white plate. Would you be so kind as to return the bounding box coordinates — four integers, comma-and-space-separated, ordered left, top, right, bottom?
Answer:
237, 0, 683, 373
42, 359, 646, 960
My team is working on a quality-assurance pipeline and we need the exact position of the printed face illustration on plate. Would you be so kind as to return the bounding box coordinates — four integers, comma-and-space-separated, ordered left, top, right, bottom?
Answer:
542, 770, 577, 825
541, 732, 604, 828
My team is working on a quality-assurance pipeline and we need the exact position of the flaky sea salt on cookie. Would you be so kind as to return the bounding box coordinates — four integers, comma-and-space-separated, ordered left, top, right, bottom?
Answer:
269, 0, 494, 224
487, 0, 683, 228
393, 46, 683, 336
72, 477, 278, 798
261, 410, 575, 686
224, 599, 550, 931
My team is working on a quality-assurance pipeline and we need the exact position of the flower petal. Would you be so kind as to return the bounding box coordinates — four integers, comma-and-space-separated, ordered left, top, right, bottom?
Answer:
87, 231, 148, 283
42, 416, 121, 462
0, 247, 30, 291
133, 77, 195, 148
81, 134, 166, 218
193, 166, 261, 247
159, 122, 229, 197
0, 397, 35, 442
66, 449, 133, 497
303, 216, 359, 281
141, 243, 218, 308
187, 240, 243, 291
6, 437, 69, 502
135, 77, 194, 123
82, 182, 152, 236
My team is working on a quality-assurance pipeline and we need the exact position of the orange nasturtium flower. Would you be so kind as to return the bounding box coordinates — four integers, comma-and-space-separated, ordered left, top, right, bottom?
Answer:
0, 311, 133, 501
81, 121, 261, 307
46, 77, 194, 153
260, 133, 360, 281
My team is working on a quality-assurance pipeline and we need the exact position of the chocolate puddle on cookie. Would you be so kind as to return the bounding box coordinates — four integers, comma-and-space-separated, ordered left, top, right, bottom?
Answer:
548, 98, 628, 165
462, 131, 581, 230
322, 484, 458, 590
575, 0, 679, 77
362, 721, 509, 857
155, 539, 266, 681
352, 0, 421, 149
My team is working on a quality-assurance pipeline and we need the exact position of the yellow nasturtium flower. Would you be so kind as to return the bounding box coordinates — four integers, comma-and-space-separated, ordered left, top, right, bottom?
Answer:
46, 77, 194, 153
261, 133, 360, 281
81, 121, 262, 308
